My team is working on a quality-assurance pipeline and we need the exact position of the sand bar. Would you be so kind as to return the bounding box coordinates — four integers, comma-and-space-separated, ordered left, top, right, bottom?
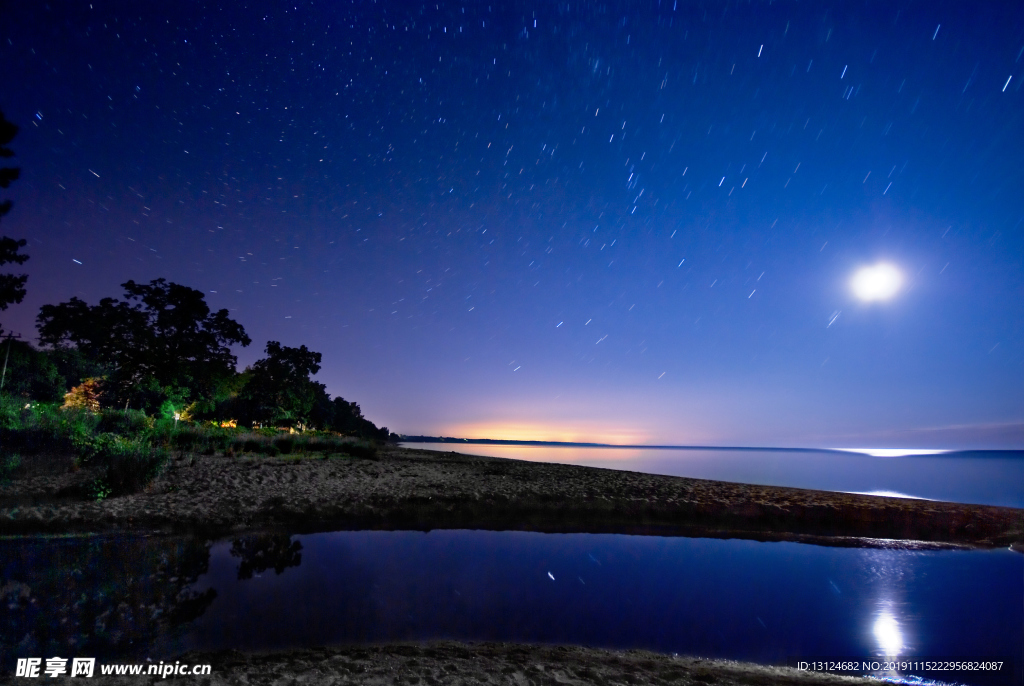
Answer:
0, 447, 1020, 548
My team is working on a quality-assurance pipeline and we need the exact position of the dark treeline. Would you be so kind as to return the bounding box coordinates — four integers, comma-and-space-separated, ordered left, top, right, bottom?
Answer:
0, 108, 390, 440
2, 278, 392, 440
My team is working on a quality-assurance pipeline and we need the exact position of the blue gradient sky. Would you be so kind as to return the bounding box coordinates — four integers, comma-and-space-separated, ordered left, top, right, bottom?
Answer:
1, 1, 1022, 448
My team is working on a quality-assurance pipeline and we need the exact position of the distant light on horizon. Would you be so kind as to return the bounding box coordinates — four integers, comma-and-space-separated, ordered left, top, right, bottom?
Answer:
843, 490, 935, 500
851, 263, 903, 301
439, 421, 655, 446
836, 448, 951, 457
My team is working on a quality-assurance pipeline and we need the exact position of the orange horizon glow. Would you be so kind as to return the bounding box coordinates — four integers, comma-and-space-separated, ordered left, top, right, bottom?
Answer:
437, 421, 659, 446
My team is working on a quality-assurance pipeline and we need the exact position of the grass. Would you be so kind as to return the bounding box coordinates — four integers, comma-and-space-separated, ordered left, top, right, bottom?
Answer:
0, 394, 380, 496
0, 452, 20, 483
226, 432, 377, 459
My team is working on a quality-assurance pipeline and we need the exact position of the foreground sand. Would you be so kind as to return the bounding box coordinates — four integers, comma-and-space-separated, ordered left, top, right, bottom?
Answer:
0, 446, 1020, 548
1, 642, 883, 685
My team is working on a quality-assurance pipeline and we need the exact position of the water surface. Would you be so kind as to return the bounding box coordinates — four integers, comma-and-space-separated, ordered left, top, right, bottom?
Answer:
402, 443, 1024, 508
4, 530, 1017, 686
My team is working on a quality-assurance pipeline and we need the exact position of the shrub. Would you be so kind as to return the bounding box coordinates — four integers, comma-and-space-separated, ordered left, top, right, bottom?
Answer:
205, 431, 232, 453
311, 437, 344, 454
0, 400, 103, 455
345, 442, 378, 460
75, 432, 122, 466
103, 444, 169, 496
97, 409, 153, 437
61, 378, 105, 412
273, 437, 295, 454
39, 406, 100, 453
78, 432, 168, 495
0, 453, 20, 482
261, 444, 280, 457
171, 426, 206, 451
0, 394, 22, 431
89, 478, 113, 501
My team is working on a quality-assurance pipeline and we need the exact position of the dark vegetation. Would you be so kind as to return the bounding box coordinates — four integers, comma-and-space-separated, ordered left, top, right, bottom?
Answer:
32, 281, 394, 438
0, 109, 27, 320
0, 396, 381, 498
0, 109, 392, 498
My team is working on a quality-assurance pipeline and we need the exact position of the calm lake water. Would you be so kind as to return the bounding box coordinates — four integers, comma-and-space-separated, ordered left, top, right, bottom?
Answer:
402, 443, 1024, 508
2, 530, 1020, 686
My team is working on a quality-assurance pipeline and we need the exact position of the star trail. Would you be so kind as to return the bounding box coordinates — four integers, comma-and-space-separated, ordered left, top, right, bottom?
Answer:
1, 1, 1021, 448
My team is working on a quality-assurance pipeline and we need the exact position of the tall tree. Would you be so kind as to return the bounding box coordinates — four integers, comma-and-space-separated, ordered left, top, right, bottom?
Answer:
0, 339, 64, 401
0, 109, 28, 324
37, 279, 251, 405
235, 341, 325, 428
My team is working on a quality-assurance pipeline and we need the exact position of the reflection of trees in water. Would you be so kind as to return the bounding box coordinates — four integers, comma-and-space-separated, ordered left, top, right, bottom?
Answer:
0, 535, 214, 663
230, 533, 302, 580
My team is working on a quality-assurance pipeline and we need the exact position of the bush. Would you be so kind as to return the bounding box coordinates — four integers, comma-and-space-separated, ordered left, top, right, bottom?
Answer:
103, 443, 169, 496
0, 394, 22, 431
171, 426, 206, 451
74, 432, 121, 466
88, 478, 113, 501
205, 430, 233, 453
61, 378, 105, 412
307, 437, 344, 454
261, 443, 280, 457
79, 432, 168, 495
345, 442, 378, 460
273, 436, 295, 454
0, 453, 20, 482
0, 399, 103, 455
44, 405, 100, 439
97, 409, 153, 437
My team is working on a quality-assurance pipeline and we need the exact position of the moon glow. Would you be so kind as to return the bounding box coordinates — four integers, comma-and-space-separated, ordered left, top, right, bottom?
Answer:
851, 263, 903, 301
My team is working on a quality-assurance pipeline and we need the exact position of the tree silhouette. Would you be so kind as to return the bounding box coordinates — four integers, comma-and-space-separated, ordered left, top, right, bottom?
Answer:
230, 533, 303, 580
0, 109, 28, 322
235, 341, 325, 428
37, 278, 251, 406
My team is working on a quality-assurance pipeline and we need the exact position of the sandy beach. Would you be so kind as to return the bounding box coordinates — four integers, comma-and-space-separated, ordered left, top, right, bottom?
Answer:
1, 446, 1020, 547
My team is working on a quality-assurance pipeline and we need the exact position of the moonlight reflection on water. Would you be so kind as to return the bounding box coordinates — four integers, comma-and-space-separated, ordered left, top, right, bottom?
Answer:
872, 605, 906, 657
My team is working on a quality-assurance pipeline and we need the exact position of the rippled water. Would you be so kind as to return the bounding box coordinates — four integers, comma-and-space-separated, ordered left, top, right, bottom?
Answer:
402, 443, 1024, 508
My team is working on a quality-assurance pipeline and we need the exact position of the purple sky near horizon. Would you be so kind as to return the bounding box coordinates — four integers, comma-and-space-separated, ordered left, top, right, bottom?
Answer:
1, 1, 1022, 448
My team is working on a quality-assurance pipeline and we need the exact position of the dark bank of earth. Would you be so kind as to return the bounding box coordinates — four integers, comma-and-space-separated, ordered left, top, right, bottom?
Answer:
0, 446, 1021, 548
0, 642, 883, 686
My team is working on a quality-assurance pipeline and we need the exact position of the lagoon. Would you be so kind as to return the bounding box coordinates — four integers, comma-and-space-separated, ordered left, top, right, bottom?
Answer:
402, 443, 1024, 508
3, 530, 1020, 686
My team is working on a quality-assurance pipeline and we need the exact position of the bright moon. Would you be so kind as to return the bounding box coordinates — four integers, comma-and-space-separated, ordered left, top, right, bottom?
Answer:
851, 263, 903, 301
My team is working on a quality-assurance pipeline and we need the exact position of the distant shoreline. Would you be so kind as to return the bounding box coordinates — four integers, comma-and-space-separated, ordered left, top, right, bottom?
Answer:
399, 437, 1023, 457
401, 436, 856, 452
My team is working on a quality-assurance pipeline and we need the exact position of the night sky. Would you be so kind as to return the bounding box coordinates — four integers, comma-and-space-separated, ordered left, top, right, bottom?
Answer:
2, 2, 1022, 449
